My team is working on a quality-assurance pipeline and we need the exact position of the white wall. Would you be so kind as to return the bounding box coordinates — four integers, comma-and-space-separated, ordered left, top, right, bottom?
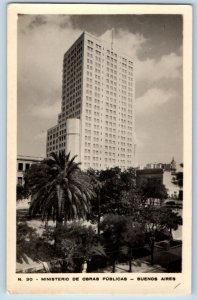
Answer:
163, 171, 180, 198
66, 118, 80, 162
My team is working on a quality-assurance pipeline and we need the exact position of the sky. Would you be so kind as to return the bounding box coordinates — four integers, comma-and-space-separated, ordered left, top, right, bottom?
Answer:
17, 14, 183, 166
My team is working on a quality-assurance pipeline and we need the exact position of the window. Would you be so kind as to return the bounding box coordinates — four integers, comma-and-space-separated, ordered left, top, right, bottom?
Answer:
88, 40, 93, 46
25, 163, 30, 170
18, 163, 23, 171
17, 177, 23, 185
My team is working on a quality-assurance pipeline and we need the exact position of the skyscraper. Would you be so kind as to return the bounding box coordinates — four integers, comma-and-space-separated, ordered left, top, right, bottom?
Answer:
46, 31, 135, 170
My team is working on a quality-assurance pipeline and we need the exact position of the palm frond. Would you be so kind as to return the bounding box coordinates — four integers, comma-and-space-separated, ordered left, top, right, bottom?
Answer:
26, 151, 94, 223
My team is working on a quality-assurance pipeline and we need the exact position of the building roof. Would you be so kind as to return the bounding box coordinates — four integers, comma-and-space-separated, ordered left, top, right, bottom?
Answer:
17, 155, 43, 162
136, 168, 164, 175
64, 31, 135, 61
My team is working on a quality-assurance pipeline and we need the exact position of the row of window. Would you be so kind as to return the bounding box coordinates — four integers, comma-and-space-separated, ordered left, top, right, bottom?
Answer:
87, 98, 119, 108
86, 55, 133, 77
83, 162, 133, 169
64, 59, 82, 73
65, 41, 82, 55
84, 155, 133, 164
17, 162, 30, 172
64, 99, 81, 112
87, 40, 133, 65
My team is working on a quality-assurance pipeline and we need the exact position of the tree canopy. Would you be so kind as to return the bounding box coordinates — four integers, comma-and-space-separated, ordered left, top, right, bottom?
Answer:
25, 152, 95, 225
86, 167, 139, 222
141, 179, 168, 200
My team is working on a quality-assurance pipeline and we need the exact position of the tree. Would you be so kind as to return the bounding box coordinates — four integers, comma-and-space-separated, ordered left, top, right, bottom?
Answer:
16, 184, 30, 201
87, 167, 138, 223
119, 188, 146, 219
158, 208, 182, 234
140, 206, 182, 236
43, 223, 105, 272
86, 168, 103, 237
25, 152, 95, 228
101, 215, 128, 272
101, 215, 145, 273
138, 206, 182, 265
141, 179, 168, 206
121, 220, 145, 272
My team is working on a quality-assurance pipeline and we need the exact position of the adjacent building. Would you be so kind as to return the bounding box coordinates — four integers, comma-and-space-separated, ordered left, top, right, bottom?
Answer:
17, 155, 43, 185
143, 157, 182, 199
145, 157, 176, 173
46, 31, 135, 170
136, 168, 164, 188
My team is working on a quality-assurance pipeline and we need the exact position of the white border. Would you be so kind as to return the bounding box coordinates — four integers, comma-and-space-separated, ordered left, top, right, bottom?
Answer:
7, 3, 192, 295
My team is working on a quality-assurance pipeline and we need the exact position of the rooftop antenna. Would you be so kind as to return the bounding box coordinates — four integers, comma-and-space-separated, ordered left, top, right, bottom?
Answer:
111, 28, 114, 50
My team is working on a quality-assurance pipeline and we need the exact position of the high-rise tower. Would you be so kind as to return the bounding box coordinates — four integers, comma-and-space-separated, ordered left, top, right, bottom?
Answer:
46, 32, 135, 170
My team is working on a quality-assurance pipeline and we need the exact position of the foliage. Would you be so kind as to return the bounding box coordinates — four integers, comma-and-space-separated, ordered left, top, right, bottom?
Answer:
17, 161, 183, 273
43, 223, 105, 272
16, 184, 30, 201
17, 221, 54, 265
121, 219, 145, 249
159, 208, 182, 233
101, 215, 145, 272
141, 179, 168, 202
119, 188, 146, 218
140, 206, 182, 236
120, 219, 145, 271
86, 167, 139, 222
25, 152, 95, 225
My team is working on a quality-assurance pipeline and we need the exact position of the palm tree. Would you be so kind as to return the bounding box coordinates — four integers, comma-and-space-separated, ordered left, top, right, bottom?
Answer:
25, 152, 95, 228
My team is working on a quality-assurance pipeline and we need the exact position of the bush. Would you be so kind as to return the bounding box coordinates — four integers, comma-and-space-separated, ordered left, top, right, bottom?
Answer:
44, 223, 105, 273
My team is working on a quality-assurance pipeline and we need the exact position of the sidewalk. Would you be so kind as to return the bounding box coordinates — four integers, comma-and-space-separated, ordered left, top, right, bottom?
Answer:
95, 245, 181, 273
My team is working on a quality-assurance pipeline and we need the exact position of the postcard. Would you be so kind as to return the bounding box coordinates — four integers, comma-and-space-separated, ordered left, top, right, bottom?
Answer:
7, 3, 192, 294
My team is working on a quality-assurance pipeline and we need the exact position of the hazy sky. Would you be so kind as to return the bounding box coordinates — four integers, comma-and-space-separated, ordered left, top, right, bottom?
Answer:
17, 14, 183, 166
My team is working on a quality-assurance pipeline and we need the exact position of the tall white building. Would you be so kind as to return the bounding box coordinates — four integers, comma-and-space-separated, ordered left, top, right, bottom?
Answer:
46, 31, 136, 170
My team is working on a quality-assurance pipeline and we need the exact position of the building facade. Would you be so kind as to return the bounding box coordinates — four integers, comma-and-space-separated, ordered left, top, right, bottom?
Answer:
136, 168, 164, 188
145, 157, 177, 173
143, 158, 182, 199
17, 155, 43, 185
47, 31, 135, 170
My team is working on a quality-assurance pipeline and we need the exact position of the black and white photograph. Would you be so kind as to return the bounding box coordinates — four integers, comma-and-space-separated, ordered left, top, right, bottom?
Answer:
7, 4, 192, 295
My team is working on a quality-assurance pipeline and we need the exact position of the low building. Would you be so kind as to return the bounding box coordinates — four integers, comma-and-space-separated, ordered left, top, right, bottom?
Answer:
17, 155, 43, 185
136, 168, 164, 188
145, 157, 177, 173
143, 158, 182, 199
136, 168, 164, 206
163, 171, 180, 199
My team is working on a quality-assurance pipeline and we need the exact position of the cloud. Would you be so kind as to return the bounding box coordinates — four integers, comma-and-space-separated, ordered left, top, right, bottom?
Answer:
136, 52, 182, 82
28, 15, 47, 29
135, 131, 150, 147
34, 131, 47, 141
17, 15, 183, 163
18, 15, 82, 108
99, 29, 182, 84
135, 88, 177, 115
17, 15, 83, 157
99, 28, 147, 58
19, 15, 72, 31
31, 100, 60, 119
